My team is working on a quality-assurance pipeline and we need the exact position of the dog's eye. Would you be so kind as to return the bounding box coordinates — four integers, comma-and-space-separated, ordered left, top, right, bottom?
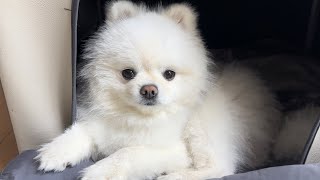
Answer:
163, 70, 175, 81
122, 69, 136, 80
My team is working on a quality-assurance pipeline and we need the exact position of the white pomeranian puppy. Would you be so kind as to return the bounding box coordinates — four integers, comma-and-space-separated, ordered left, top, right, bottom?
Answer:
36, 1, 281, 179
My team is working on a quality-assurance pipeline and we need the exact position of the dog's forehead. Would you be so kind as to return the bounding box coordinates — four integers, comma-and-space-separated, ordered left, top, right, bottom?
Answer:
120, 14, 185, 45
101, 14, 205, 72
107, 15, 188, 64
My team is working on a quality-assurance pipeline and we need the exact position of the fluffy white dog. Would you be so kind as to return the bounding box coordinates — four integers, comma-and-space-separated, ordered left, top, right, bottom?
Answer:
36, 1, 281, 179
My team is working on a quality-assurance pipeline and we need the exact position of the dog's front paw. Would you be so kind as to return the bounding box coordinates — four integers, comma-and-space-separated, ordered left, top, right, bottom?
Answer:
81, 164, 127, 180
157, 173, 184, 180
35, 143, 75, 172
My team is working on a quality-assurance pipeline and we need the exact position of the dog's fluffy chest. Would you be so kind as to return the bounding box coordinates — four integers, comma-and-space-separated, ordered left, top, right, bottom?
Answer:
85, 112, 188, 156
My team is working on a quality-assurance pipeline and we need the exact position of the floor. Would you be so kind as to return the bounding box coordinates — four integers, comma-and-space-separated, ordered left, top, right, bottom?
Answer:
0, 82, 18, 170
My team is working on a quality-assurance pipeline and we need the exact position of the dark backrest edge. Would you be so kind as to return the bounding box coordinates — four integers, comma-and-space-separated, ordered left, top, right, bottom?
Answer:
71, 0, 80, 123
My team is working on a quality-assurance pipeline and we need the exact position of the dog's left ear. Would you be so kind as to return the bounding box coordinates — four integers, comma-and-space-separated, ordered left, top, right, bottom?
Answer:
163, 4, 198, 33
106, 1, 140, 22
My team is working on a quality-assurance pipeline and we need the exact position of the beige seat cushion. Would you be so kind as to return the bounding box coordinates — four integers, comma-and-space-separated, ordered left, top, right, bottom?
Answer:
305, 126, 320, 164
0, 0, 72, 152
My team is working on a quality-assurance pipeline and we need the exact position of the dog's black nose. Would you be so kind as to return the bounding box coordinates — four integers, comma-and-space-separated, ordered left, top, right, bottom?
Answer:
140, 84, 158, 99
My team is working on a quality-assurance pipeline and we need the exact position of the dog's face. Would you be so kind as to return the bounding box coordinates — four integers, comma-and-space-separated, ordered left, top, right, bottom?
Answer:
82, 1, 211, 114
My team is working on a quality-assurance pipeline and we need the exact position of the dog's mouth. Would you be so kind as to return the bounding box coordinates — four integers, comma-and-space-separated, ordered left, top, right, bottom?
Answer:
139, 100, 158, 106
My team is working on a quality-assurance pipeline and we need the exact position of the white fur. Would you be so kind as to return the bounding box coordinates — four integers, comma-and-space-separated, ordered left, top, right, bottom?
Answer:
36, 1, 281, 179
158, 64, 281, 179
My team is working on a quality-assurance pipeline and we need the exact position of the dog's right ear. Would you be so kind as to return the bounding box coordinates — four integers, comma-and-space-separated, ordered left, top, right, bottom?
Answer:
106, 1, 140, 22
163, 3, 198, 33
